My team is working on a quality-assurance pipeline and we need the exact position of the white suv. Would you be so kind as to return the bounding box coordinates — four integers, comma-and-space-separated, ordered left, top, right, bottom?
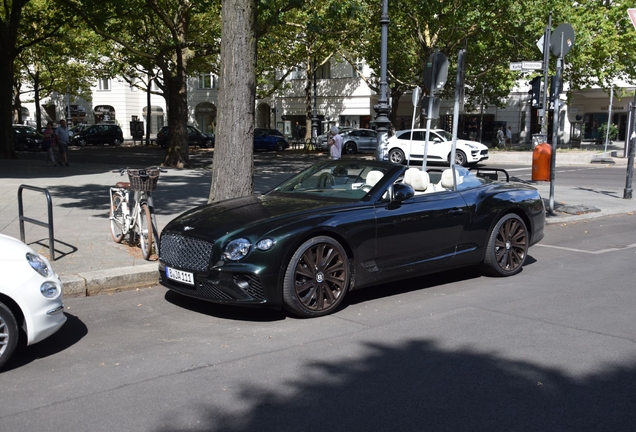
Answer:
386, 129, 489, 166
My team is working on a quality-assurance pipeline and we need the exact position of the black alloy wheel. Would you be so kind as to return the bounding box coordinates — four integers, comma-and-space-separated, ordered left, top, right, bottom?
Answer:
275, 141, 286, 151
482, 214, 528, 276
344, 142, 357, 154
0, 302, 18, 370
283, 236, 350, 318
451, 150, 467, 166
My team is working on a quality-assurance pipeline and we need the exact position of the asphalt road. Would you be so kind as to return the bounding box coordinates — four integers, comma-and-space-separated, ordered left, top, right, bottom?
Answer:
1, 212, 635, 431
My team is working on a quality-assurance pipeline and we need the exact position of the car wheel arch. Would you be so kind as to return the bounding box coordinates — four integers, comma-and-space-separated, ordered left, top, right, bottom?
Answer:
0, 294, 25, 333
482, 208, 533, 254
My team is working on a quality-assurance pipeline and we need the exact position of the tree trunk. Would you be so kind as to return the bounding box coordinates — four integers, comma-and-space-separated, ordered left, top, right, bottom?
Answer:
304, 55, 313, 141
161, 53, 190, 168
0, 47, 16, 159
208, 0, 256, 203
34, 71, 42, 131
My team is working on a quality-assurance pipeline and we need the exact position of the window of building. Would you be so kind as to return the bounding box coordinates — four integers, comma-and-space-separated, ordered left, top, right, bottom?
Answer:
98, 78, 110, 90
198, 73, 217, 89
290, 66, 305, 80
316, 61, 331, 79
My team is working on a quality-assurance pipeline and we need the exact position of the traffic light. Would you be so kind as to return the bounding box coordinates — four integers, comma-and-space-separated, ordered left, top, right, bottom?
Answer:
548, 76, 558, 105
528, 76, 542, 108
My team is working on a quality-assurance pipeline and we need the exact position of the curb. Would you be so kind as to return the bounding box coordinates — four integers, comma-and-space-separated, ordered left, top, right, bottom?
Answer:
60, 263, 159, 297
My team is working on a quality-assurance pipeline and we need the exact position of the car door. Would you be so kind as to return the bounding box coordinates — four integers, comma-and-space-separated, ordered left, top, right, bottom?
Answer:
401, 131, 425, 161
371, 189, 470, 280
361, 130, 377, 152
427, 131, 449, 162
253, 129, 265, 150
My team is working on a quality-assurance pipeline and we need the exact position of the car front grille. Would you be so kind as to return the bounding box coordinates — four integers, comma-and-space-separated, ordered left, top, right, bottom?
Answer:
481, 149, 489, 156
160, 233, 214, 272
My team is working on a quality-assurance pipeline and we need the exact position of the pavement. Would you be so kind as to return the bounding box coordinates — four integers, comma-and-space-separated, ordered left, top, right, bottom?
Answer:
1, 141, 634, 298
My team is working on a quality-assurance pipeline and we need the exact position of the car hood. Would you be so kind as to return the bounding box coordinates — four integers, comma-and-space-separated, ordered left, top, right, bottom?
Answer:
455, 138, 488, 150
163, 194, 352, 240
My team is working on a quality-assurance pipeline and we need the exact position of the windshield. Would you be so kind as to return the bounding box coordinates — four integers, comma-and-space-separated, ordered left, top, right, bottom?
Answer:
271, 160, 395, 201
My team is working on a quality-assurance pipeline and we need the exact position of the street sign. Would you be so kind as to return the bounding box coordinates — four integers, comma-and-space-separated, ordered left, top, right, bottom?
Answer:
551, 23, 575, 57
412, 86, 421, 107
536, 35, 544, 54
509, 62, 522, 71
423, 51, 449, 92
522, 61, 543, 70
629, 9, 636, 31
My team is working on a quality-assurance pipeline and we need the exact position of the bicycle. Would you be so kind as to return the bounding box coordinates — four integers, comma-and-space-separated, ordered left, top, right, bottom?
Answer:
109, 167, 165, 260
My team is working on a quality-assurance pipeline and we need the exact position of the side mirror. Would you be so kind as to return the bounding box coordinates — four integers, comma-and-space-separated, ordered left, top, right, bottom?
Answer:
391, 183, 414, 202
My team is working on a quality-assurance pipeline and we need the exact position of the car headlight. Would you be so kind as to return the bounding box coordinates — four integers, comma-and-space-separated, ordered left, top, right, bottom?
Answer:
26, 252, 51, 277
40, 281, 61, 299
256, 238, 275, 251
222, 238, 252, 261
465, 143, 477, 149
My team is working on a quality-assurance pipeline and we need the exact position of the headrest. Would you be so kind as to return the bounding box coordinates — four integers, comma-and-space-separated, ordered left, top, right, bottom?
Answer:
410, 171, 430, 191
440, 169, 462, 188
366, 170, 384, 186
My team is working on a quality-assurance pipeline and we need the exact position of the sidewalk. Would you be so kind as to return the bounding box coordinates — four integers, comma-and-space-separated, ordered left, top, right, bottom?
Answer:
1, 146, 634, 298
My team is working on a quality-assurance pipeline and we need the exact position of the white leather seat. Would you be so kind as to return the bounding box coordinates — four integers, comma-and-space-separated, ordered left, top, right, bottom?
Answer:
365, 170, 384, 186
438, 168, 462, 190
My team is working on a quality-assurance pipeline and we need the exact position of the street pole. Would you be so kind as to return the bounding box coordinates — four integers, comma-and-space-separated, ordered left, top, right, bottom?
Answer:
422, 50, 438, 171
604, 85, 613, 154
541, 12, 552, 136
548, 33, 563, 214
623, 94, 636, 199
311, 58, 319, 150
374, 0, 392, 161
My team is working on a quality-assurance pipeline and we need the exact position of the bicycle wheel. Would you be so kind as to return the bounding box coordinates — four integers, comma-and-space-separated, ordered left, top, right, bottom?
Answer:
138, 203, 153, 260
109, 191, 125, 243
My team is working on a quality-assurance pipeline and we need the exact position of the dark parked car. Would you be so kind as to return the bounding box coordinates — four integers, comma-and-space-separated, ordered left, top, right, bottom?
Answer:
254, 128, 289, 151
156, 126, 214, 148
13, 125, 44, 151
158, 160, 545, 318
72, 124, 124, 147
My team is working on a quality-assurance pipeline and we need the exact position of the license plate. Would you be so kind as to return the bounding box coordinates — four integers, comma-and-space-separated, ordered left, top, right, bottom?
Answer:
166, 266, 194, 285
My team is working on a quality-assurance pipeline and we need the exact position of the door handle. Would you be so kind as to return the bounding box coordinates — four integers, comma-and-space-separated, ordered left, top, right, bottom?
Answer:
448, 208, 464, 216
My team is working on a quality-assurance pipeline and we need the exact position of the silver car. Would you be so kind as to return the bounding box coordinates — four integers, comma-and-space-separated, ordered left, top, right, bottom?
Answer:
340, 129, 378, 154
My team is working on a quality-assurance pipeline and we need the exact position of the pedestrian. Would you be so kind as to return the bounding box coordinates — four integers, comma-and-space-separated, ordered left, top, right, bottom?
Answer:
327, 126, 343, 160
55, 119, 70, 166
506, 126, 512, 149
468, 116, 479, 141
496, 126, 505, 148
43, 122, 57, 166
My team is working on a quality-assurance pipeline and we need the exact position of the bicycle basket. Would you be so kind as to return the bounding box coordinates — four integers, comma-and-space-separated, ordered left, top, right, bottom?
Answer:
127, 168, 160, 192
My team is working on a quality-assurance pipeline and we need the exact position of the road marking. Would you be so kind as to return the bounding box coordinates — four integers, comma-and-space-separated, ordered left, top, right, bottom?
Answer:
536, 243, 636, 254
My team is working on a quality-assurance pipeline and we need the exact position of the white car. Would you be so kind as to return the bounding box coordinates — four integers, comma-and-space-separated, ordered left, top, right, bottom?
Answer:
386, 129, 489, 166
0, 234, 66, 369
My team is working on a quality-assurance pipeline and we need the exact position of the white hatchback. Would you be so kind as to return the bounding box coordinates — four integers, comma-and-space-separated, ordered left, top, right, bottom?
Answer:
386, 129, 489, 166
0, 234, 66, 369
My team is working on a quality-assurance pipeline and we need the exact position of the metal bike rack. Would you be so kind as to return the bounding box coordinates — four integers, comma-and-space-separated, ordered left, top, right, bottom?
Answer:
18, 185, 56, 261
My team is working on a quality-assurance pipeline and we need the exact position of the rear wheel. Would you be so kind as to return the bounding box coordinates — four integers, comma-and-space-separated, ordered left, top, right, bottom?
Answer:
113, 138, 122, 147
283, 236, 350, 318
138, 203, 153, 260
0, 302, 19, 370
77, 139, 87, 147
482, 214, 528, 276
275, 140, 286, 151
344, 141, 357, 154
388, 148, 406, 165
109, 192, 125, 243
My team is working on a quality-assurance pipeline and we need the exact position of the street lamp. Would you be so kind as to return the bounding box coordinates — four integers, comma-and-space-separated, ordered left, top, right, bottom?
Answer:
374, 0, 392, 161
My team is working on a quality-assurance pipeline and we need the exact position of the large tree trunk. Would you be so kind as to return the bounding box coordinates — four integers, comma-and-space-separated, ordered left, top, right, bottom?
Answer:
208, 0, 256, 203
304, 55, 313, 141
0, 13, 19, 159
161, 51, 190, 168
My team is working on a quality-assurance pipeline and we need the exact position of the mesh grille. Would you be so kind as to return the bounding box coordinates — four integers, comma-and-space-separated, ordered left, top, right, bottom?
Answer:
233, 274, 266, 300
160, 233, 214, 272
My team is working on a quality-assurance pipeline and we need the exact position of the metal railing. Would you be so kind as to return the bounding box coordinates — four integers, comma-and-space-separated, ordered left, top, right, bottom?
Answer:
18, 185, 56, 261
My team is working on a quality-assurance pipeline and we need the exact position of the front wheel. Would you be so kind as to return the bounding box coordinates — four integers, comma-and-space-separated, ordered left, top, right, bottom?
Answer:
388, 148, 406, 165
109, 192, 125, 243
113, 138, 122, 147
0, 302, 19, 370
283, 236, 350, 318
138, 203, 154, 260
450, 150, 467, 166
77, 139, 87, 147
275, 141, 286, 151
482, 214, 528, 276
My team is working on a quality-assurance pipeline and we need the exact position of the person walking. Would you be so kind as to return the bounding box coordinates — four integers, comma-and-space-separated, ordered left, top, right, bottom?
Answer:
496, 126, 505, 148
55, 119, 70, 166
43, 122, 58, 166
327, 126, 343, 160
506, 126, 513, 149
